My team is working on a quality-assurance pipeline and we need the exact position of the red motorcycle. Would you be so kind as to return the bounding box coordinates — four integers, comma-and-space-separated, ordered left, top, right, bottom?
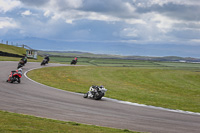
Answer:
6, 68, 22, 83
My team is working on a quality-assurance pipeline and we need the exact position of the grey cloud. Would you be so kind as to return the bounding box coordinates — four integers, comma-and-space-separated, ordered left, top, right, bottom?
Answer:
135, 2, 200, 21
77, 0, 138, 19
18, 0, 200, 21
80, 0, 126, 12
19, 0, 49, 6
169, 27, 200, 40
14, 0, 200, 45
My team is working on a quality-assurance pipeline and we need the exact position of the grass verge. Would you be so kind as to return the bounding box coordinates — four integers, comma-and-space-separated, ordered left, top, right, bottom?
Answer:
0, 110, 139, 133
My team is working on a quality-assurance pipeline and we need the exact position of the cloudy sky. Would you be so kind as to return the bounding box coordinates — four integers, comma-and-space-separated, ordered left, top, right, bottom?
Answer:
0, 0, 200, 57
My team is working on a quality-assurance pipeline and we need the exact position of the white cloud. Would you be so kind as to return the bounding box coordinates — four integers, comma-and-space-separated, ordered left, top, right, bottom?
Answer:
0, 17, 18, 29
191, 39, 200, 43
65, 19, 73, 24
150, 13, 175, 33
48, 0, 82, 11
124, 19, 146, 25
21, 10, 32, 16
66, 0, 83, 8
0, 0, 21, 13
121, 28, 139, 38
44, 10, 51, 17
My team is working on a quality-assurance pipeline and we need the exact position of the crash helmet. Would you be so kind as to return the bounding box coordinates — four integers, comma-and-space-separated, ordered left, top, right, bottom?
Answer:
100, 85, 104, 88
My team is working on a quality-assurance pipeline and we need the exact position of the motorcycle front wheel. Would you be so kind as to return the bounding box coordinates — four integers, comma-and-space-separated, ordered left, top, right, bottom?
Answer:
11, 77, 15, 83
83, 93, 88, 98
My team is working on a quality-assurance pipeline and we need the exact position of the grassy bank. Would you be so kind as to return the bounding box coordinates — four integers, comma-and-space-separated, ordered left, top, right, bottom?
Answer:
28, 66, 200, 113
0, 111, 138, 133
0, 43, 43, 62
0, 43, 26, 55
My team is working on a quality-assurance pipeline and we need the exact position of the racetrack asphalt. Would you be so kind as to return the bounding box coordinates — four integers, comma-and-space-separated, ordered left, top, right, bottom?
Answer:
0, 61, 200, 133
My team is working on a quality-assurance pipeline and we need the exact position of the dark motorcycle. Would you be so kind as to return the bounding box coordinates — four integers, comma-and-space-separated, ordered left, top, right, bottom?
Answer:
17, 56, 27, 69
83, 85, 107, 100
7, 69, 22, 83
17, 60, 25, 69
71, 59, 77, 65
41, 59, 48, 66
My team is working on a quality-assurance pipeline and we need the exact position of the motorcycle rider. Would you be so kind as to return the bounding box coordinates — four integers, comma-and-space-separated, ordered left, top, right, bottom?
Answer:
71, 57, 78, 65
88, 85, 99, 97
84, 85, 107, 100
74, 57, 78, 61
44, 55, 50, 64
12, 68, 22, 76
19, 55, 27, 66
7, 68, 22, 82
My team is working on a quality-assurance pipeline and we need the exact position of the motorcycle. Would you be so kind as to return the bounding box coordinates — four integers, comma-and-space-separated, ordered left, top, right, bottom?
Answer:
7, 68, 22, 83
83, 85, 107, 100
17, 56, 27, 69
41, 59, 48, 66
71, 59, 77, 65
17, 60, 25, 69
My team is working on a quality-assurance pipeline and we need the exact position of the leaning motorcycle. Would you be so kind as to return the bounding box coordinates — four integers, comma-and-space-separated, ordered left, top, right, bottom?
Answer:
83, 85, 107, 100
41, 59, 48, 66
7, 68, 22, 83
71, 59, 77, 65
17, 60, 24, 69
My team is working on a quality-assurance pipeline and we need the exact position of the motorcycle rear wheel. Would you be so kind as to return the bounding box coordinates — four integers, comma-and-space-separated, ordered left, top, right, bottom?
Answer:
94, 92, 103, 100
17, 78, 21, 83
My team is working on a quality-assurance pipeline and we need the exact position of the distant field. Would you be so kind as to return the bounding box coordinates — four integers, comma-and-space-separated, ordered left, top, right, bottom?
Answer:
38, 51, 124, 58
50, 56, 200, 68
28, 61, 200, 113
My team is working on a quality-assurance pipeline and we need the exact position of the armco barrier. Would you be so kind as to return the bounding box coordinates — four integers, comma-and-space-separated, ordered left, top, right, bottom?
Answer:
0, 51, 24, 58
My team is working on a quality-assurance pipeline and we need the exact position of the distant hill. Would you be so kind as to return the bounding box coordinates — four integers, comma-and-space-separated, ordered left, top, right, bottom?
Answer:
38, 50, 200, 63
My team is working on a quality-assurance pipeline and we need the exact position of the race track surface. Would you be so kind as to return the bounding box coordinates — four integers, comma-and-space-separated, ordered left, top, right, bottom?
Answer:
0, 61, 200, 133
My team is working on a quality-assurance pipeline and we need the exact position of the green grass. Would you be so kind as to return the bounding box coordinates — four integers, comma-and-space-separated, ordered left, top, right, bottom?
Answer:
28, 65, 200, 113
0, 43, 27, 55
50, 56, 158, 66
0, 111, 139, 133
0, 43, 43, 62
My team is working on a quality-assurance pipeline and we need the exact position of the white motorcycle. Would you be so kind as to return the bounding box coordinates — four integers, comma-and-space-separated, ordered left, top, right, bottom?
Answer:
83, 85, 107, 100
